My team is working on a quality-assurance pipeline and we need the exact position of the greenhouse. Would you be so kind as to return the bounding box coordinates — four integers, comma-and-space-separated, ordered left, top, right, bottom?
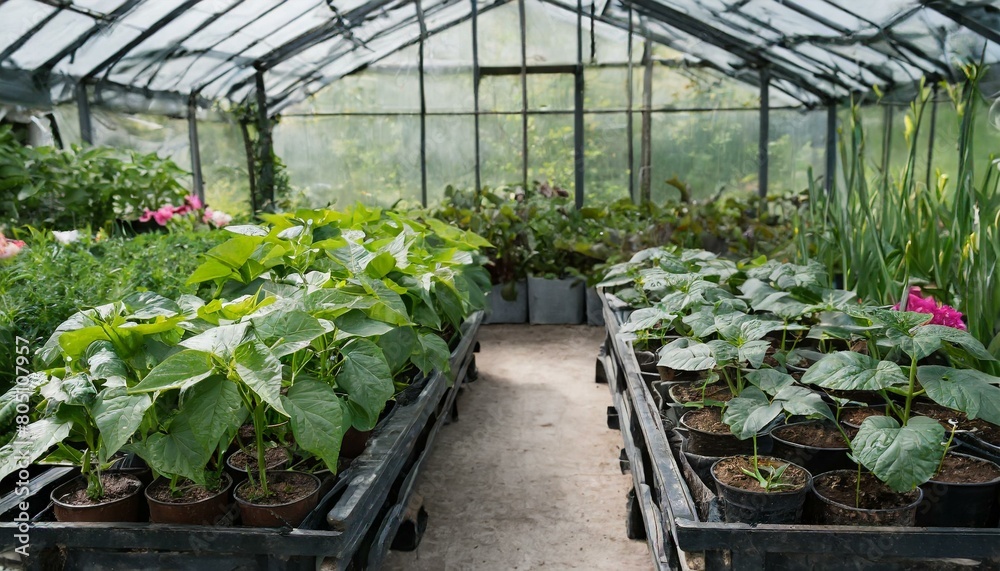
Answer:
1, 0, 1000, 569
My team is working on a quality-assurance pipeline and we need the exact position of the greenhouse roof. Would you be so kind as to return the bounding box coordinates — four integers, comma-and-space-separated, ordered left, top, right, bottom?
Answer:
0, 0, 998, 115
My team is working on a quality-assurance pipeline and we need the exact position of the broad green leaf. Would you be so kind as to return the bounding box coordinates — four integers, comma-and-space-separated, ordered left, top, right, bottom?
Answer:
62, 374, 97, 407
368, 251, 397, 278
180, 322, 249, 358
127, 416, 208, 486
85, 341, 129, 387
281, 380, 346, 473
745, 369, 795, 395
852, 416, 944, 492
339, 339, 393, 431
234, 340, 287, 415
737, 340, 771, 368
377, 326, 418, 374
360, 277, 411, 326
413, 332, 451, 375
917, 366, 1000, 425
657, 338, 716, 371
800, 351, 907, 391
205, 235, 264, 269
252, 310, 332, 358
334, 309, 396, 338
186, 258, 234, 285
225, 224, 269, 237
329, 241, 375, 274
92, 388, 152, 461
0, 419, 73, 480
0, 373, 49, 426
131, 350, 215, 393
175, 375, 247, 455
122, 292, 180, 320
723, 387, 782, 439
891, 325, 996, 362
772, 385, 835, 421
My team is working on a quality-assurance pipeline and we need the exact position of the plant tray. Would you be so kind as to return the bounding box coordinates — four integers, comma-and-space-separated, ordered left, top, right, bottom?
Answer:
598, 290, 1000, 571
0, 312, 482, 571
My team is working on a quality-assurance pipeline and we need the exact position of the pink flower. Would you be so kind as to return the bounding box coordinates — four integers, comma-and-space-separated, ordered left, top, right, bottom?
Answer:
139, 208, 154, 223
0, 234, 25, 260
152, 205, 176, 226
184, 195, 204, 211
893, 287, 966, 330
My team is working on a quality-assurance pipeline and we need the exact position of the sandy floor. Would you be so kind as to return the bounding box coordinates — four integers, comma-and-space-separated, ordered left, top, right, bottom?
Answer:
383, 324, 652, 571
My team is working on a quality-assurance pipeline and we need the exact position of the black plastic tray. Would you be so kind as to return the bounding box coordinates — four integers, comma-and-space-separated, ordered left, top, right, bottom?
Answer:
598, 290, 1000, 571
0, 312, 483, 571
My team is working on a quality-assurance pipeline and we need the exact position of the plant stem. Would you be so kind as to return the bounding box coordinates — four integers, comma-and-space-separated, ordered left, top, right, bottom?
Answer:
855, 462, 862, 509
902, 358, 918, 425
253, 403, 269, 496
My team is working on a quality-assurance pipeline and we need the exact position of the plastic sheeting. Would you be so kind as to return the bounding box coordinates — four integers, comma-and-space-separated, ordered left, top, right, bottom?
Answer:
0, 0, 998, 115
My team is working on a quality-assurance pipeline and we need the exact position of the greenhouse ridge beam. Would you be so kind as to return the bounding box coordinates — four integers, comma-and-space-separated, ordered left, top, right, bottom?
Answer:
923, 0, 1000, 47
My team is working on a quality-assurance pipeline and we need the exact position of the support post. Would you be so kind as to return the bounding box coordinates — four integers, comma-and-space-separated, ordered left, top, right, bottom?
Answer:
518, 0, 529, 187
471, 0, 482, 195
626, 8, 635, 201
825, 102, 837, 195
417, 0, 428, 206
76, 84, 93, 145
188, 94, 205, 202
925, 85, 938, 189
239, 118, 258, 213
758, 68, 770, 200
574, 0, 584, 208
639, 39, 652, 204
254, 68, 275, 211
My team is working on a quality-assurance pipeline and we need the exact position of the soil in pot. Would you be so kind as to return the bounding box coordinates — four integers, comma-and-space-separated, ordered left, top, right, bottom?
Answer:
145, 473, 234, 525
656, 366, 707, 383
234, 471, 320, 527
917, 452, 1000, 527
770, 421, 855, 475
227, 446, 292, 479
807, 470, 922, 526
712, 456, 811, 524
51, 472, 143, 522
669, 382, 733, 405
680, 408, 754, 456
839, 406, 886, 429
911, 403, 981, 432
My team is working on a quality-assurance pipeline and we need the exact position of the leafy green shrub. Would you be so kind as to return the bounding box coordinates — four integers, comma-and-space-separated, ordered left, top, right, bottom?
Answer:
0, 126, 189, 232
0, 229, 225, 391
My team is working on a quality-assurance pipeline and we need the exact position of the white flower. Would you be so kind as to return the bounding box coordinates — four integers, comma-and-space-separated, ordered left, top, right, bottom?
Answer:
52, 230, 82, 245
203, 208, 233, 228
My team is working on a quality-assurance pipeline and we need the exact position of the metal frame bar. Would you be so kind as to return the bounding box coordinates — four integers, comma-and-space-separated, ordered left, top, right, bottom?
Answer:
519, 0, 529, 187
638, 36, 652, 203
417, 0, 429, 207
626, 6, 635, 202
574, 0, 585, 208
472, 0, 482, 194
825, 102, 837, 194
758, 68, 770, 199
923, 0, 1000, 46
36, 0, 145, 73
188, 93, 204, 202
254, 68, 275, 210
278, 105, 802, 118
76, 84, 93, 145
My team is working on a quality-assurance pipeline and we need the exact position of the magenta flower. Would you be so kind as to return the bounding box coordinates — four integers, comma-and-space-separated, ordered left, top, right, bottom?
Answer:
152, 205, 176, 226
184, 194, 204, 211
893, 287, 966, 330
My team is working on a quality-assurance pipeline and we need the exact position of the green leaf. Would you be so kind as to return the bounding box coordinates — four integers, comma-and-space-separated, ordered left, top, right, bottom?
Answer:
0, 419, 73, 480
338, 339, 393, 431
377, 326, 418, 375
334, 309, 396, 338
131, 350, 215, 393
893, 325, 996, 362
737, 340, 771, 368
412, 333, 451, 375
657, 338, 716, 371
772, 385, 835, 421
852, 415, 944, 492
92, 388, 152, 462
85, 341, 129, 387
62, 374, 97, 406
917, 366, 1000, 425
179, 375, 247, 455
281, 379, 346, 473
800, 351, 907, 391
234, 340, 287, 415
122, 291, 181, 320
127, 417, 208, 486
745, 369, 795, 396
368, 251, 397, 278
723, 387, 782, 440
252, 310, 332, 358
180, 322, 249, 358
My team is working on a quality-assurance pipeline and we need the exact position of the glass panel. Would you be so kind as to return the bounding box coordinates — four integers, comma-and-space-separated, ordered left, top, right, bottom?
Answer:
475, 1, 522, 67
523, 0, 578, 65
527, 113, 574, 191
527, 74, 574, 112
89, 110, 193, 175
584, 67, 628, 110
426, 115, 477, 203
584, 112, 630, 203
769, 109, 826, 194
197, 120, 252, 217
480, 75, 522, 112
274, 116, 421, 208
479, 114, 522, 186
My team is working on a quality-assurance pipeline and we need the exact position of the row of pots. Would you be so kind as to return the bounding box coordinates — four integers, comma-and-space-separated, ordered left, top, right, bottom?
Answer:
486, 278, 604, 325
49, 446, 329, 528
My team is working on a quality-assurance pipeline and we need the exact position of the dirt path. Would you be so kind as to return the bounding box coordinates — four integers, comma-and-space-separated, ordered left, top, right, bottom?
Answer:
383, 324, 652, 571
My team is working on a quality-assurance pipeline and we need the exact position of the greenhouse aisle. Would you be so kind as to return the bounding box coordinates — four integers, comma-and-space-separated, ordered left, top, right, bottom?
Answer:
383, 324, 652, 571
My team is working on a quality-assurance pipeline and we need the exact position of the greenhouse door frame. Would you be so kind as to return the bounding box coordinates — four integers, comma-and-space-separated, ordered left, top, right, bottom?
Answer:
476, 64, 585, 207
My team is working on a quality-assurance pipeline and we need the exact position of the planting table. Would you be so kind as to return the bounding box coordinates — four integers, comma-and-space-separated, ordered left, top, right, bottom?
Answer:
0, 312, 482, 571
597, 290, 1000, 571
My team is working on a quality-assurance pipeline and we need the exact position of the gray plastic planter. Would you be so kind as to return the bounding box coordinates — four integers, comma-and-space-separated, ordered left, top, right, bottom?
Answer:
527, 276, 584, 324
586, 287, 605, 326
485, 281, 528, 324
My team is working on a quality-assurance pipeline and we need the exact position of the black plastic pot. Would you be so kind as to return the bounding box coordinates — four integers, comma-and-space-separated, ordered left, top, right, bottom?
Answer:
680, 409, 754, 457
770, 421, 855, 476
917, 453, 1000, 527
808, 470, 923, 526
681, 439, 724, 489
711, 456, 812, 525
